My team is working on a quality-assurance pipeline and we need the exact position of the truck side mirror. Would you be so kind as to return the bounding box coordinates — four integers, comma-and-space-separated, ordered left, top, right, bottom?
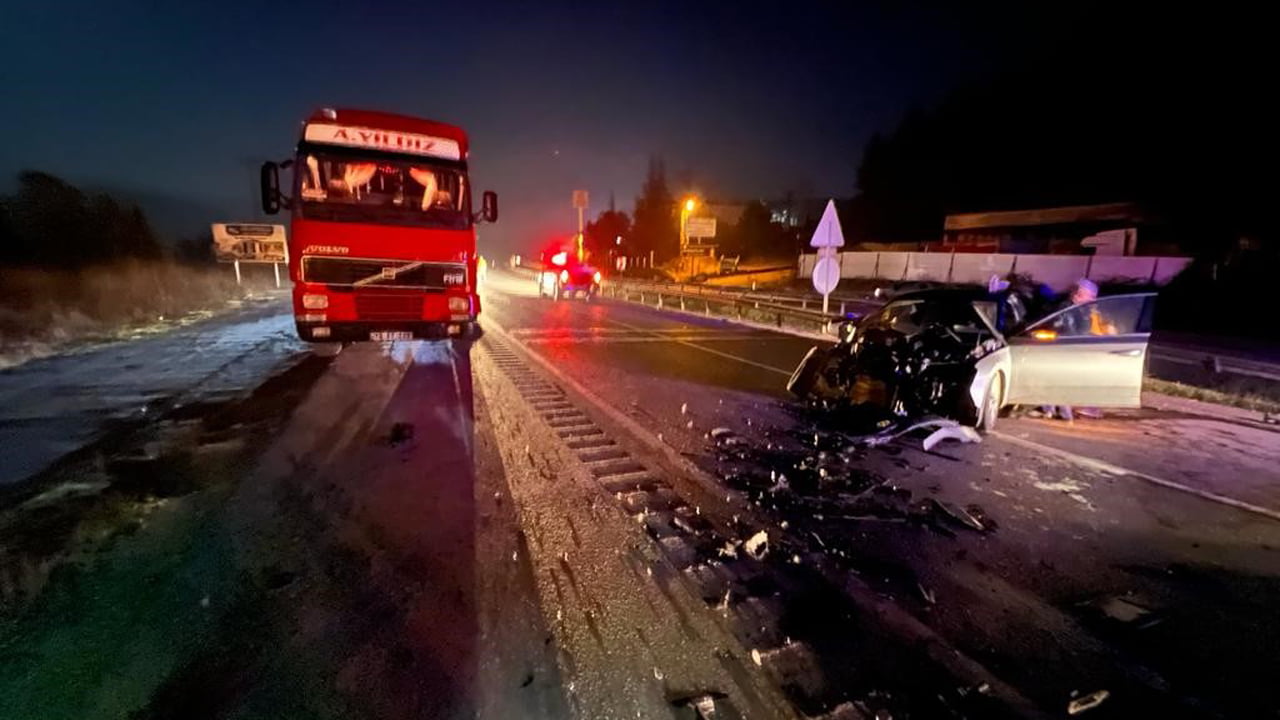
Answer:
481, 190, 498, 223
260, 162, 280, 215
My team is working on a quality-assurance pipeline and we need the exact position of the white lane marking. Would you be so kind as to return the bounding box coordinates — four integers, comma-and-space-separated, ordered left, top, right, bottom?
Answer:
992, 430, 1280, 522
605, 318, 793, 376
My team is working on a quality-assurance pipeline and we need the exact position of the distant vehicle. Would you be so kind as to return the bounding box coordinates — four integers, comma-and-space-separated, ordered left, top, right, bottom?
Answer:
788, 288, 1156, 431
536, 250, 601, 301
259, 107, 498, 342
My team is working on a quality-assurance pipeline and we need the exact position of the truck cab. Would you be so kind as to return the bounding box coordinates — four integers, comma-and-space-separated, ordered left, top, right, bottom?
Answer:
260, 108, 497, 342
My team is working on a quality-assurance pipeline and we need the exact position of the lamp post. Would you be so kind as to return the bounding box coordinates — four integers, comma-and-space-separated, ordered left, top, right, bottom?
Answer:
678, 196, 699, 278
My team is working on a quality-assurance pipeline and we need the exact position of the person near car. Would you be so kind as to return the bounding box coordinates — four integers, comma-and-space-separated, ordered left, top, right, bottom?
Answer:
1039, 278, 1101, 421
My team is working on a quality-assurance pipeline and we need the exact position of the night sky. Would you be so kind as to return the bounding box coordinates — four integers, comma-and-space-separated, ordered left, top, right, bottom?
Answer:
4, 1, 1094, 255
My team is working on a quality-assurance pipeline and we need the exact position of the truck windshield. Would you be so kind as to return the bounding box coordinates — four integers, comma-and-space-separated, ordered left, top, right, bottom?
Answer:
297, 151, 469, 230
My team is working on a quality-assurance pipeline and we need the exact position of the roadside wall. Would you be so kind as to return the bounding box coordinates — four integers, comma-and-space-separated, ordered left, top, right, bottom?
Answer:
797, 251, 1192, 291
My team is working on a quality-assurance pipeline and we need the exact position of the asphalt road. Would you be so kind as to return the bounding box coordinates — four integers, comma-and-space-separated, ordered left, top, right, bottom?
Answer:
3, 272, 1278, 719
481, 269, 1280, 718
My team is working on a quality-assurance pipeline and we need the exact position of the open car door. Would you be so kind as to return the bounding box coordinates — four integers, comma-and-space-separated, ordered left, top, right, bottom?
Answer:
1004, 293, 1156, 408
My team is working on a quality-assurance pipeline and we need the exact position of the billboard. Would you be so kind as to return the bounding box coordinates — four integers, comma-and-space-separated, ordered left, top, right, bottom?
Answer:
212, 223, 287, 263
685, 217, 717, 239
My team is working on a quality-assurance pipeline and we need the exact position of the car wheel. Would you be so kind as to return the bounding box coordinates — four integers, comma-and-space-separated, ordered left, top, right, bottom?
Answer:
978, 372, 1003, 433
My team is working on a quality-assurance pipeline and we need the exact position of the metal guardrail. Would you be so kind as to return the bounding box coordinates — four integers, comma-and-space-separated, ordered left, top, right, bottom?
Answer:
607, 279, 846, 336
610, 278, 878, 317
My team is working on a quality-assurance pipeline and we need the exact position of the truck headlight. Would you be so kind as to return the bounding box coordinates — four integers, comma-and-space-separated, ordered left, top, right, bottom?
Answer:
302, 293, 328, 309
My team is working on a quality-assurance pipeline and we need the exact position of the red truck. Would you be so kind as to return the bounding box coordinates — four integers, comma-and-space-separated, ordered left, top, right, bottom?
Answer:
260, 108, 497, 342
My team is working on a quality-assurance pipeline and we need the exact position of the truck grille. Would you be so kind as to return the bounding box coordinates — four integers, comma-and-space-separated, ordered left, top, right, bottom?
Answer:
302, 256, 466, 290
355, 293, 423, 320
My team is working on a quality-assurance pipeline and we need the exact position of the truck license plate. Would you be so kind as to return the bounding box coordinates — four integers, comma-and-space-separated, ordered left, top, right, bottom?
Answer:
369, 331, 413, 341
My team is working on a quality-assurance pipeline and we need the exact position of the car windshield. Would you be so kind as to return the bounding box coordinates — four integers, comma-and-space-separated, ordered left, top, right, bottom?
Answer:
297, 151, 469, 230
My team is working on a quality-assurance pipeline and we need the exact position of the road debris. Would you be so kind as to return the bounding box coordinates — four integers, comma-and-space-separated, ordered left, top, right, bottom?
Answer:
917, 583, 936, 605
751, 648, 763, 666
928, 499, 987, 532
681, 402, 689, 415
387, 421, 415, 446
1067, 689, 1110, 715
921, 425, 981, 452
743, 530, 769, 560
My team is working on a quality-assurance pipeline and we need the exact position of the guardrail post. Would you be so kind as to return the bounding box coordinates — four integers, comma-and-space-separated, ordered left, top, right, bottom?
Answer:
777, 313, 782, 328
680, 296, 686, 311
705, 300, 711, 316
839, 301, 846, 316
801, 298, 807, 310
658, 294, 663, 309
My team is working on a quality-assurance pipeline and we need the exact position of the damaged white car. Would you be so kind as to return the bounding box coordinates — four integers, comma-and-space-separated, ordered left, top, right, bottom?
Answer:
787, 288, 1157, 431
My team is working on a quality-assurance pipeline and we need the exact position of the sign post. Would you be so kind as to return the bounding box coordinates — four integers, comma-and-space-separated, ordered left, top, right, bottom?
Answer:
572, 190, 589, 261
808, 199, 846, 315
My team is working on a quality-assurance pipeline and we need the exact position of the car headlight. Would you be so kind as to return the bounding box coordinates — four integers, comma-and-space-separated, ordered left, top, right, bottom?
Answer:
593, 271, 602, 284
302, 293, 328, 309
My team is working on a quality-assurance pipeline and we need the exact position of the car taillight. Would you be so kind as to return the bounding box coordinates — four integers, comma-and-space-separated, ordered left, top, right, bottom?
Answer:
448, 296, 470, 313
302, 293, 328, 309
559, 270, 569, 283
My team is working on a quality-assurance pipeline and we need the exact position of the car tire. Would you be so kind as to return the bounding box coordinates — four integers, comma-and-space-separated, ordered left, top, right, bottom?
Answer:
978, 372, 1003, 433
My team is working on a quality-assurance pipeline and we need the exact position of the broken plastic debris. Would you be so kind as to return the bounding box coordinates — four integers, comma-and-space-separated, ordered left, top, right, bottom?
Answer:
744, 530, 769, 560
681, 402, 688, 415
922, 425, 982, 452
930, 499, 987, 532
199, 595, 210, 608
1068, 689, 1109, 715
791, 554, 801, 564
654, 666, 665, 680
718, 541, 740, 559
657, 433, 663, 442
918, 583, 937, 605
750, 648, 763, 666
710, 427, 734, 439
511, 550, 518, 562
686, 420, 694, 429
780, 520, 789, 529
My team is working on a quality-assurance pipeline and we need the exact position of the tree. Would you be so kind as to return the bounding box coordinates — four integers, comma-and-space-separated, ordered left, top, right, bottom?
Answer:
1, 170, 162, 268
734, 201, 788, 258
584, 204, 631, 261
630, 156, 677, 262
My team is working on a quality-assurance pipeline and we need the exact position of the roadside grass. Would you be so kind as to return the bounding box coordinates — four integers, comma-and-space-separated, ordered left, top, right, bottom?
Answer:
1144, 377, 1280, 415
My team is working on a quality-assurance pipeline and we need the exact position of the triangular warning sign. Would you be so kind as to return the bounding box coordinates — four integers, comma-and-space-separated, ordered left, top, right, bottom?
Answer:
809, 199, 845, 248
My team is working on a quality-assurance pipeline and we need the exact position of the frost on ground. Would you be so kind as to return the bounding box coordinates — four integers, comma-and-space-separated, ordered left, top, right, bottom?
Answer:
0, 262, 278, 369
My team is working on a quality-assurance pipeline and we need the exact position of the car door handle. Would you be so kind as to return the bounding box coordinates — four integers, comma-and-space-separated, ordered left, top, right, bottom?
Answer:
1109, 349, 1143, 357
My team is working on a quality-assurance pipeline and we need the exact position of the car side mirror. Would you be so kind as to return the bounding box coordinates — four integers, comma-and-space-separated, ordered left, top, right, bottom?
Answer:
260, 162, 281, 215
480, 190, 498, 223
